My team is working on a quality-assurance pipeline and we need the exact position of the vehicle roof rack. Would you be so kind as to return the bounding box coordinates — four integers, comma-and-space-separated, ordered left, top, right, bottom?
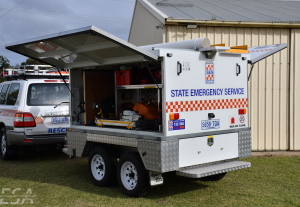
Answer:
1, 65, 69, 81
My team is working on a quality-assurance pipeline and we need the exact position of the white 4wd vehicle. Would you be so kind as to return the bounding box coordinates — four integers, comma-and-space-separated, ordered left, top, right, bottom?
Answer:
0, 78, 70, 159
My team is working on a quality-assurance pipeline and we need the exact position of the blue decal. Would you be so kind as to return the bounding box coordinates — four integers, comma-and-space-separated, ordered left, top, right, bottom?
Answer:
168, 119, 185, 131
48, 128, 69, 133
170, 88, 245, 98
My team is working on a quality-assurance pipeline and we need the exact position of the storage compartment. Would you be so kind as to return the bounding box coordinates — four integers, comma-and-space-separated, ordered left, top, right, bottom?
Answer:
79, 62, 162, 132
179, 133, 239, 168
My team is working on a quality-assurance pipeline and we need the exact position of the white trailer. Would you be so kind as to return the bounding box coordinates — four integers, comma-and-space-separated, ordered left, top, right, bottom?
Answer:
6, 26, 287, 197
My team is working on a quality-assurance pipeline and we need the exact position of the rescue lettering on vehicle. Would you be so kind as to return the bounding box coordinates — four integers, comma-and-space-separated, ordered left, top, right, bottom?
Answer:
170, 88, 244, 97
48, 128, 68, 133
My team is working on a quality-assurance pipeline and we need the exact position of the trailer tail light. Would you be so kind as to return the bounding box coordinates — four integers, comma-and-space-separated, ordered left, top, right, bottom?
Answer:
14, 113, 36, 127
238, 108, 247, 115
169, 113, 180, 120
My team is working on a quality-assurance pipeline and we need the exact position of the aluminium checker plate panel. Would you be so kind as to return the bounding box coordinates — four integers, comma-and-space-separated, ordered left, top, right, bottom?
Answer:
177, 160, 251, 178
137, 139, 179, 173
67, 131, 88, 157
87, 133, 138, 147
67, 129, 251, 170
238, 130, 251, 158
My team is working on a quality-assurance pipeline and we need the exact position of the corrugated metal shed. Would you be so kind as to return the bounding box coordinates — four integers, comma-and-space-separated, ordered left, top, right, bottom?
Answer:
146, 0, 300, 22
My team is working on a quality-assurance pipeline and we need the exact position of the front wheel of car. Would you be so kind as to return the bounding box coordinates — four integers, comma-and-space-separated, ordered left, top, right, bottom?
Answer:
0, 127, 12, 160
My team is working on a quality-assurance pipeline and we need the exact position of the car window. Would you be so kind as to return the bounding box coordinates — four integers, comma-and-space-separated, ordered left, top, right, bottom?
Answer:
27, 83, 70, 106
0, 84, 10, 104
6, 83, 20, 105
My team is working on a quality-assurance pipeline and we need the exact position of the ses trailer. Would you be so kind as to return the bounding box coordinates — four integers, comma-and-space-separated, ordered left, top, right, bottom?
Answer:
6, 26, 287, 197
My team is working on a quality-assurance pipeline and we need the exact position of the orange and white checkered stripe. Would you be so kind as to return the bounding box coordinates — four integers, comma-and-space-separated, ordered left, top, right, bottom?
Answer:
206, 64, 214, 70
34, 117, 44, 124
166, 98, 248, 113
206, 74, 214, 81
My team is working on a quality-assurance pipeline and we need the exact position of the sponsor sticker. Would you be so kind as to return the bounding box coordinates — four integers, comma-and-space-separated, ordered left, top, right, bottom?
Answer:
168, 119, 185, 131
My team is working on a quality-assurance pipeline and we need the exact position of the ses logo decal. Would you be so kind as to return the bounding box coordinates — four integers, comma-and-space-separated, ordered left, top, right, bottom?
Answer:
168, 119, 185, 131
205, 63, 214, 84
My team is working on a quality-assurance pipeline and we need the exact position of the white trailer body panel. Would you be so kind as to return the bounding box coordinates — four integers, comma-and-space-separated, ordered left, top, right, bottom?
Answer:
160, 48, 249, 136
179, 133, 238, 168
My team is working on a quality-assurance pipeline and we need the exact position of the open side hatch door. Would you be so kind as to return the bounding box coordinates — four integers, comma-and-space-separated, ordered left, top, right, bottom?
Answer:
248, 43, 287, 64
6, 25, 158, 68
247, 43, 287, 80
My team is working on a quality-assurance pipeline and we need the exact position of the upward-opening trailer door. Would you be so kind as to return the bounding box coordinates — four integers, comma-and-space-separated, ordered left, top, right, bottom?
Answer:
5, 25, 158, 68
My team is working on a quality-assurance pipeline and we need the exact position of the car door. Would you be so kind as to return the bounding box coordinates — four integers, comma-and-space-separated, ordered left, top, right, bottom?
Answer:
24, 81, 70, 136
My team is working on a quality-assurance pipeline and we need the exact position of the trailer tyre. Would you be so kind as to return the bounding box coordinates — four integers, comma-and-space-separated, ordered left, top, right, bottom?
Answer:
89, 146, 116, 187
200, 172, 227, 181
0, 127, 13, 160
117, 152, 149, 197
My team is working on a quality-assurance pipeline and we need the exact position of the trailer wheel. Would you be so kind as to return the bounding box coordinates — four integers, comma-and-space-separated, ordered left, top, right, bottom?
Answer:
117, 152, 149, 197
89, 146, 116, 187
200, 172, 227, 181
0, 127, 12, 160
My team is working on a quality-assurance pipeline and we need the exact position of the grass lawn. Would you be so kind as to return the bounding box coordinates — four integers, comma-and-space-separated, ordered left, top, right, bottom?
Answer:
0, 150, 299, 207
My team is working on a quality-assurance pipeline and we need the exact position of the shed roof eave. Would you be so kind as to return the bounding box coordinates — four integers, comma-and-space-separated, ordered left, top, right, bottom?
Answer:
138, 0, 168, 24
165, 19, 300, 28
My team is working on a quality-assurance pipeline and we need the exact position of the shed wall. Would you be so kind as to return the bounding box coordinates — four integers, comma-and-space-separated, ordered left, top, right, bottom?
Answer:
165, 26, 298, 151
290, 29, 300, 150
128, 1, 164, 46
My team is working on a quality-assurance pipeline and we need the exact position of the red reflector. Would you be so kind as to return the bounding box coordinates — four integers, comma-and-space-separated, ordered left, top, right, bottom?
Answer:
231, 117, 235, 124
238, 109, 247, 115
23, 139, 32, 142
169, 113, 180, 120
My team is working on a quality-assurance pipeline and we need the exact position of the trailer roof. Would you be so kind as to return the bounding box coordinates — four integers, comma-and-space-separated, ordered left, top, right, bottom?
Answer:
6, 26, 158, 69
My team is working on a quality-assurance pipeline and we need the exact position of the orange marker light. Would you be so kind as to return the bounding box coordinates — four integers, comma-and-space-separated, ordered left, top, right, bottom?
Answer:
169, 113, 175, 120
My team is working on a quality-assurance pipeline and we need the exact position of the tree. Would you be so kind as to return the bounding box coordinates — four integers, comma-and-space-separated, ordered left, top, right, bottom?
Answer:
25, 58, 45, 65
0, 56, 10, 69
0, 56, 10, 82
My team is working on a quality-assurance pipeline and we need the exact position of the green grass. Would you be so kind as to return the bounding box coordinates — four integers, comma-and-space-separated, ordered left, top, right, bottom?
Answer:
0, 151, 299, 207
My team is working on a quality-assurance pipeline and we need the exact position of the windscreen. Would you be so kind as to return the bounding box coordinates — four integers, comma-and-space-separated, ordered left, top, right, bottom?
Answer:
27, 83, 70, 106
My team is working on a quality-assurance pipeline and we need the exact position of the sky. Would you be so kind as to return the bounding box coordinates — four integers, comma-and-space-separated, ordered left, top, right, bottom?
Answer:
0, 0, 136, 66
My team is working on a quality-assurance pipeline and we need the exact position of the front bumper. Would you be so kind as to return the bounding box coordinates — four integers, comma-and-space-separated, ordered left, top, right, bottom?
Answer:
6, 131, 65, 146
